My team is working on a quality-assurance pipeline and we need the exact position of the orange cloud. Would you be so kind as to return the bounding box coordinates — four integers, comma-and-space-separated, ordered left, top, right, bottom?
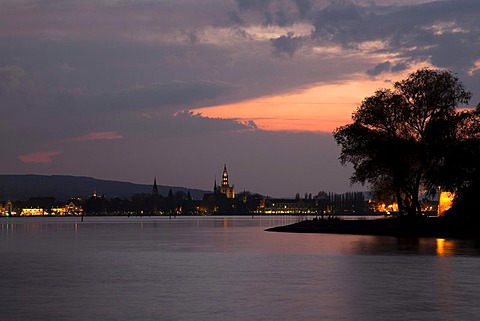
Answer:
195, 81, 372, 132
195, 66, 428, 132
18, 151, 62, 164
71, 131, 123, 142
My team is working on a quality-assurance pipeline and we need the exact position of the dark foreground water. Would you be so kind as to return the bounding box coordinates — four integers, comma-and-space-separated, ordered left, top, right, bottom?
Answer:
1, 216, 480, 321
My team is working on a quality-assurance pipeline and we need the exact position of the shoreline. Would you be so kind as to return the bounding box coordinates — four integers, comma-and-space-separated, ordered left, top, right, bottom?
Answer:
266, 217, 480, 239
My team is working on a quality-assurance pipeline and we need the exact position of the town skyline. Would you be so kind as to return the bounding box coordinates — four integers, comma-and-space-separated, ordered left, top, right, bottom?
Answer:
0, 164, 367, 202
2, 0, 480, 196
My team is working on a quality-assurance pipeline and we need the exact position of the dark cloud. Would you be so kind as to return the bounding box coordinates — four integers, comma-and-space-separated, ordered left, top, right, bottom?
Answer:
367, 61, 392, 77
271, 32, 303, 57
89, 80, 234, 111
365, 60, 410, 77
180, 29, 199, 44
236, 0, 271, 12
415, 32, 480, 73
116, 110, 256, 138
13, 0, 476, 107
391, 62, 409, 73
227, 10, 244, 25
164, 110, 257, 136
264, 10, 285, 26
2, 0, 480, 194
234, 0, 315, 21
0, 64, 240, 156
293, 0, 314, 19
83, 109, 257, 140
234, 0, 308, 26
312, 1, 369, 45
307, 0, 480, 84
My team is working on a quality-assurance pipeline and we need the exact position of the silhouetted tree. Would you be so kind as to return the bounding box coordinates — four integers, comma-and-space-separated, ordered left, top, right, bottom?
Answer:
334, 68, 473, 216
84, 195, 108, 215
129, 193, 152, 215
445, 104, 480, 217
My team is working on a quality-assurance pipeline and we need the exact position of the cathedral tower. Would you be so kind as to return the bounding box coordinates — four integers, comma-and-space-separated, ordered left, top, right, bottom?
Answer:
219, 164, 235, 199
222, 164, 229, 188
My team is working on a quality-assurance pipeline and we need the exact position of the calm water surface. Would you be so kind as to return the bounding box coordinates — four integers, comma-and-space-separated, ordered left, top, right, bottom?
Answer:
1, 216, 480, 321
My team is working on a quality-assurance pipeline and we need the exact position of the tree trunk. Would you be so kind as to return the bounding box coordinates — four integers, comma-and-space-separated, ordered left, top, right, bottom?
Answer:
395, 185, 405, 215
413, 172, 423, 216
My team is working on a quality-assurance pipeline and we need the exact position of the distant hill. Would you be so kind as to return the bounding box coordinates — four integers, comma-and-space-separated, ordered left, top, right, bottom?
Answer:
0, 175, 208, 201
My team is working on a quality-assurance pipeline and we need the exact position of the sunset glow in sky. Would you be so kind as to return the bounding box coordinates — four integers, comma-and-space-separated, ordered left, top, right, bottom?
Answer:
1, 0, 480, 196
196, 82, 363, 133
196, 67, 429, 132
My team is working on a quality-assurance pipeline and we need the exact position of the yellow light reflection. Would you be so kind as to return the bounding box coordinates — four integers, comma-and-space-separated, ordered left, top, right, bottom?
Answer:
436, 238, 455, 256
223, 216, 228, 228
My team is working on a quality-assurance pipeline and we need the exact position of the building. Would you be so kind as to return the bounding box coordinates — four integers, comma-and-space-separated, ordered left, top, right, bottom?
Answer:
21, 208, 44, 216
200, 165, 236, 214
20, 198, 83, 216
438, 191, 455, 216
0, 200, 13, 216
258, 198, 318, 215
216, 164, 235, 199
51, 201, 84, 216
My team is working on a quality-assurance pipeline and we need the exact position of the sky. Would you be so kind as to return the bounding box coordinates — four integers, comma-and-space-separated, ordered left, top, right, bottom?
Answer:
1, 0, 480, 197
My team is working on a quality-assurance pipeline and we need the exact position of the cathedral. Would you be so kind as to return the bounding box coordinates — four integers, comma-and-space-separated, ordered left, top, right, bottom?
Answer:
215, 164, 235, 199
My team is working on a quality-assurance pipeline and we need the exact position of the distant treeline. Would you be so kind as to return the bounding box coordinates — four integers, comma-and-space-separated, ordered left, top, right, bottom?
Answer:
79, 190, 371, 216
83, 190, 194, 215
315, 191, 367, 214
6, 190, 374, 216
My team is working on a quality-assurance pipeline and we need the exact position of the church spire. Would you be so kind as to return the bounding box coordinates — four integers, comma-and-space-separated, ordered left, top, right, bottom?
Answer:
219, 164, 235, 198
152, 177, 158, 196
222, 164, 229, 187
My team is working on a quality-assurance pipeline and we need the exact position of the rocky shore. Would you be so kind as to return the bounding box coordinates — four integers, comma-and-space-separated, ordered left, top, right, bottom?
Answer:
266, 217, 480, 239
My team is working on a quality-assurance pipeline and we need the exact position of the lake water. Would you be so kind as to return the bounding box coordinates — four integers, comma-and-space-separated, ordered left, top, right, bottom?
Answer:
1, 216, 480, 321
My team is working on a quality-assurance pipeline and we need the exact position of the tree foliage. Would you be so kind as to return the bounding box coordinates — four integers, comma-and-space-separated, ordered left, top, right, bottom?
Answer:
334, 68, 479, 216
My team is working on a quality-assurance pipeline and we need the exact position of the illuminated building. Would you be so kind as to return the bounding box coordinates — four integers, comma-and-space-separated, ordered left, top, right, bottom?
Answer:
0, 200, 13, 216
21, 208, 44, 216
52, 201, 84, 215
376, 202, 399, 214
200, 165, 236, 214
371, 198, 438, 215
21, 199, 83, 216
216, 164, 235, 199
258, 199, 318, 214
438, 191, 455, 216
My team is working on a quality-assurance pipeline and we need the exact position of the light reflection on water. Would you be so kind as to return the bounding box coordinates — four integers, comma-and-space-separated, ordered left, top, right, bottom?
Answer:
1, 216, 480, 321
